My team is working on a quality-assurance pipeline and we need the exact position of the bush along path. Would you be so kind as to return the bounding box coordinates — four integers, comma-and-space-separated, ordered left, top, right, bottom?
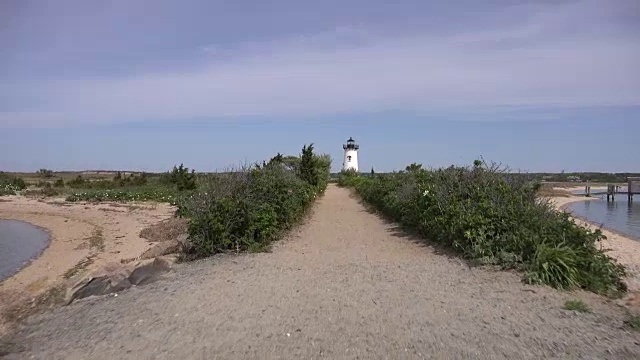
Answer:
176, 144, 332, 257
338, 160, 627, 297
3, 185, 639, 359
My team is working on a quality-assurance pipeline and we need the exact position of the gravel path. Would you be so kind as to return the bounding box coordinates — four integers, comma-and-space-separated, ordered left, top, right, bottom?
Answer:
3, 185, 640, 359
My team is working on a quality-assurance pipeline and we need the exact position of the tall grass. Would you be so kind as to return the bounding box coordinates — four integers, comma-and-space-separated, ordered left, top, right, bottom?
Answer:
339, 160, 626, 297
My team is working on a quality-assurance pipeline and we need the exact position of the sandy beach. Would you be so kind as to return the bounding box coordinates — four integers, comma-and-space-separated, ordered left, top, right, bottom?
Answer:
0, 195, 175, 336
550, 190, 640, 292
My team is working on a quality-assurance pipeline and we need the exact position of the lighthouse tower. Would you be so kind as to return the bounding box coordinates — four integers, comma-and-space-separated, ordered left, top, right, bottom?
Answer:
342, 137, 360, 172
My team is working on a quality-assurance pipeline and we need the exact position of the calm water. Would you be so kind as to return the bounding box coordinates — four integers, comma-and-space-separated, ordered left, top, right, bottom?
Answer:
568, 196, 640, 239
0, 220, 50, 282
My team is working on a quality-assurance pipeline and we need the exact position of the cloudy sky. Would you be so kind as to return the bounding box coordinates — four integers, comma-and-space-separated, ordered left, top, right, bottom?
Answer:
1, 0, 638, 172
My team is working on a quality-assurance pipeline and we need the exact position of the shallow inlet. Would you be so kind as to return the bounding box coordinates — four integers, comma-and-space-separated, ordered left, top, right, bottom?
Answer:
567, 196, 640, 240
0, 219, 50, 282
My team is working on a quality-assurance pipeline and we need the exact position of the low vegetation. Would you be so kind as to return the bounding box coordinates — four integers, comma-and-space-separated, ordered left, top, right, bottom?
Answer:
1, 145, 330, 260
338, 160, 626, 297
177, 144, 331, 258
65, 187, 177, 203
0, 188, 16, 196
23, 187, 59, 198
160, 164, 197, 191
64, 167, 197, 203
563, 299, 590, 313
67, 172, 148, 189
0, 172, 26, 195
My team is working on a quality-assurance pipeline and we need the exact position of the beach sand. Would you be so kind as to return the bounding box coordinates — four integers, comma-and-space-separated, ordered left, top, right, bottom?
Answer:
551, 194, 640, 292
0, 195, 175, 336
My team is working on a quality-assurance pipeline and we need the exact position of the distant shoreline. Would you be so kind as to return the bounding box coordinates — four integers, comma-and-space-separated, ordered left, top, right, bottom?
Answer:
556, 195, 640, 242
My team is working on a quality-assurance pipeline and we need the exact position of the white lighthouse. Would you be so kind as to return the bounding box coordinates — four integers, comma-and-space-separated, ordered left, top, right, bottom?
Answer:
342, 137, 360, 172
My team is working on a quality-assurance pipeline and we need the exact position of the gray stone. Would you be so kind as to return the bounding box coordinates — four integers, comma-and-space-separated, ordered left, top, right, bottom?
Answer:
127, 257, 172, 286
70, 276, 112, 301
66, 257, 175, 304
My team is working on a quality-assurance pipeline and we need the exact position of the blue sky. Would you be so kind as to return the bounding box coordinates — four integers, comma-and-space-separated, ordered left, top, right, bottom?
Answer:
1, 0, 638, 172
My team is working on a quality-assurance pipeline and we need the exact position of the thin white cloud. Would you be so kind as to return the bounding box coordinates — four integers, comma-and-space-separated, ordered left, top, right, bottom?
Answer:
1, 0, 638, 127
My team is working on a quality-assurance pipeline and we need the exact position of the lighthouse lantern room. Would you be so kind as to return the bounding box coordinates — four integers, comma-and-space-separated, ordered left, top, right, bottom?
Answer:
342, 137, 360, 172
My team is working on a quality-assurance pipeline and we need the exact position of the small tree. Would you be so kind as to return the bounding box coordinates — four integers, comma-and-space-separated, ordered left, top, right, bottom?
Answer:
169, 164, 197, 191
298, 144, 319, 187
371, 167, 375, 175
268, 153, 284, 165
38, 169, 53, 178
136, 172, 148, 186
405, 163, 423, 173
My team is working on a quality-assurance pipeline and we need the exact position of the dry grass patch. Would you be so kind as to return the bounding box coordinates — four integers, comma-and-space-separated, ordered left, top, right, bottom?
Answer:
139, 217, 188, 243
563, 299, 590, 313
25, 277, 49, 293
538, 185, 572, 197
86, 227, 104, 251
62, 256, 95, 279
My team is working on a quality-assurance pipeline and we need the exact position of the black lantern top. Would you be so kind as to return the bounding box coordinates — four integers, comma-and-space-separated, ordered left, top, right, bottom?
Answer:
343, 137, 359, 150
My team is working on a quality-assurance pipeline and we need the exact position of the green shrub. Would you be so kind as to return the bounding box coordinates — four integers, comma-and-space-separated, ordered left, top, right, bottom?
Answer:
42, 186, 59, 197
53, 178, 65, 188
113, 172, 148, 187
67, 175, 86, 188
161, 164, 197, 191
342, 160, 626, 297
0, 187, 16, 196
66, 172, 149, 190
36, 180, 52, 188
178, 145, 331, 258
0, 172, 26, 193
337, 169, 360, 187
131, 172, 148, 186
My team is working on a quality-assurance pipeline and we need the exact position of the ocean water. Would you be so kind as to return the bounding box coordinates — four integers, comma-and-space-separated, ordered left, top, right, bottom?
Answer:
567, 196, 640, 239
0, 219, 50, 282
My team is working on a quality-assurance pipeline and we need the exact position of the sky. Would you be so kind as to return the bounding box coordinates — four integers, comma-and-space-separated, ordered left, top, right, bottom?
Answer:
1, 0, 638, 173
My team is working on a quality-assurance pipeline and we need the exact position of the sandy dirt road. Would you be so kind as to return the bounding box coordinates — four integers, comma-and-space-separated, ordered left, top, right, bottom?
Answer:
3, 185, 640, 359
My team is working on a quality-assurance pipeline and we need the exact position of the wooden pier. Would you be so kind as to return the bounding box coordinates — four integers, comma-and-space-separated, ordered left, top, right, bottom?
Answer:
586, 177, 640, 202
